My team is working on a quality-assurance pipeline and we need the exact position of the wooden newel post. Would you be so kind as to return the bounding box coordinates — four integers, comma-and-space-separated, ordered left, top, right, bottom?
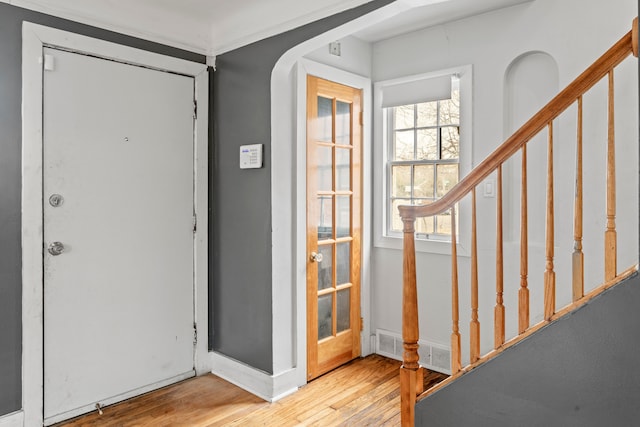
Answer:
400, 209, 422, 427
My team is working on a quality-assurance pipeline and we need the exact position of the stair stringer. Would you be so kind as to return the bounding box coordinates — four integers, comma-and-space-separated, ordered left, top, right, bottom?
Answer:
415, 272, 640, 427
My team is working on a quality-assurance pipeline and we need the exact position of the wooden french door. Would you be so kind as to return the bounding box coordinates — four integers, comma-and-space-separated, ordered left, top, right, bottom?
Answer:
306, 75, 362, 380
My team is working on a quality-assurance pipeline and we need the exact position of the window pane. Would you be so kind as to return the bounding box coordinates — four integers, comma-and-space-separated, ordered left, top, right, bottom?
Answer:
316, 96, 333, 142
336, 242, 351, 285
392, 165, 411, 198
414, 165, 435, 198
394, 130, 414, 160
336, 148, 350, 191
336, 101, 351, 145
439, 96, 459, 126
317, 145, 333, 191
417, 101, 438, 127
390, 199, 410, 232
417, 128, 438, 160
337, 289, 350, 333
317, 245, 333, 291
318, 294, 333, 340
394, 105, 414, 129
336, 196, 350, 238
436, 212, 452, 235
436, 164, 459, 197
441, 126, 460, 159
415, 199, 434, 234
317, 196, 333, 240
416, 217, 435, 234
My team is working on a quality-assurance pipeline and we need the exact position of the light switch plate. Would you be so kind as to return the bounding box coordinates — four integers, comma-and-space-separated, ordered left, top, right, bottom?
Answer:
483, 179, 495, 198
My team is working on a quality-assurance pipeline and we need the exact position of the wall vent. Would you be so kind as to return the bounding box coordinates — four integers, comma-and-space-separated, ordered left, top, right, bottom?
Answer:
375, 329, 451, 375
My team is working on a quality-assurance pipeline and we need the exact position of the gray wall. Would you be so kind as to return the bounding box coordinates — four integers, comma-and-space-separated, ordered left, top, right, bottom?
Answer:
416, 272, 640, 426
210, 0, 394, 373
0, 2, 205, 416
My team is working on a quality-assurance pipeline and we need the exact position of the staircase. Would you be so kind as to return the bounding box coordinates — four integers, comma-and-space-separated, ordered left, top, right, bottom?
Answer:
416, 272, 640, 426
398, 18, 639, 426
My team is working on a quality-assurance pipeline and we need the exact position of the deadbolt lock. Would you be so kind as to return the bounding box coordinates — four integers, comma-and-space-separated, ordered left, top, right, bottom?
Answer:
48, 241, 65, 256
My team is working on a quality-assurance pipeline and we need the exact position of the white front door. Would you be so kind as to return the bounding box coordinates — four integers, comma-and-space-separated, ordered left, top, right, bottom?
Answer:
42, 47, 196, 424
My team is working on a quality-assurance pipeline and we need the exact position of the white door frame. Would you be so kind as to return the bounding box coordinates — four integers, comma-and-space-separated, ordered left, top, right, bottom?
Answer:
21, 22, 209, 427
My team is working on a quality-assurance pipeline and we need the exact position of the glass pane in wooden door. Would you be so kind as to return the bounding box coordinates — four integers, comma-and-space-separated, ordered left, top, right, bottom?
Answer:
318, 294, 333, 340
336, 148, 351, 191
316, 96, 333, 142
317, 245, 333, 291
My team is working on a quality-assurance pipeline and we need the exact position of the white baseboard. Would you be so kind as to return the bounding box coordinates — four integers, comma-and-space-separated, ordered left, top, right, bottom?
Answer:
0, 411, 24, 427
210, 352, 299, 402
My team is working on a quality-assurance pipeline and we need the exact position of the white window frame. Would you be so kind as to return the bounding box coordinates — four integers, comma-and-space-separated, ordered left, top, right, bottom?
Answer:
373, 65, 473, 255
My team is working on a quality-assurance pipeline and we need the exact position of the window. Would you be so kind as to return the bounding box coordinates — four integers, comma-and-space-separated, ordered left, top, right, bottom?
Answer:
387, 78, 460, 240
373, 66, 471, 252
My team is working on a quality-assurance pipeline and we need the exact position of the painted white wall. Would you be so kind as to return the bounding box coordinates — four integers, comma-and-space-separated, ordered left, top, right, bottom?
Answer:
304, 35, 373, 78
370, 0, 639, 363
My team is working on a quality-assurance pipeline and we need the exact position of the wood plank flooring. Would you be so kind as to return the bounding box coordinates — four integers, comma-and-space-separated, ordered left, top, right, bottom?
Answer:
56, 355, 448, 426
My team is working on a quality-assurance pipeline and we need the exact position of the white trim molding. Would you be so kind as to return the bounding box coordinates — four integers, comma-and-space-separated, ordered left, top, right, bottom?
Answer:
21, 22, 209, 427
0, 412, 24, 427
210, 352, 299, 403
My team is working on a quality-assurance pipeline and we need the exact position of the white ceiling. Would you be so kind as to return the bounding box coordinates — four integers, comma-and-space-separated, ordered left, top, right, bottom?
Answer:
354, 0, 533, 42
3, 0, 533, 56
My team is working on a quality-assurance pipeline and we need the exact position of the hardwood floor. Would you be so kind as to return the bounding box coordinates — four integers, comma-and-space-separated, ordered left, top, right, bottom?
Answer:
56, 355, 447, 426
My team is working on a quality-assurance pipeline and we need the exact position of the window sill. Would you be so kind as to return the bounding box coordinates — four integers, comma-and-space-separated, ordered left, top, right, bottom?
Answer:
374, 234, 469, 256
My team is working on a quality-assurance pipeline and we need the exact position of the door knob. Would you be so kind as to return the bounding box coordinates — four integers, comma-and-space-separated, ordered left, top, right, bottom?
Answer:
48, 241, 65, 256
310, 251, 323, 263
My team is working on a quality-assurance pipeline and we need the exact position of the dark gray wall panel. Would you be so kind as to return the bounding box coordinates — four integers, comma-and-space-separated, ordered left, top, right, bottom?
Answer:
0, 2, 205, 416
416, 273, 640, 427
210, 0, 394, 373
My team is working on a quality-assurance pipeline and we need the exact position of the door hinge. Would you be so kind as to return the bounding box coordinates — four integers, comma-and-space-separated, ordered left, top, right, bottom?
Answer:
359, 111, 363, 126
192, 214, 197, 233
40, 54, 56, 72
193, 322, 198, 346
360, 317, 364, 332
193, 100, 198, 119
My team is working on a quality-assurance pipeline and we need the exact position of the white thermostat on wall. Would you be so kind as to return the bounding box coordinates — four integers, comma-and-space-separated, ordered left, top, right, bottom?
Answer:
239, 144, 263, 169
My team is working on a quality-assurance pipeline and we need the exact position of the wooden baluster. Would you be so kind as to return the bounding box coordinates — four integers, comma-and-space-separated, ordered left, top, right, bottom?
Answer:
544, 122, 556, 321
605, 70, 617, 281
519, 145, 529, 333
494, 165, 505, 348
470, 189, 480, 363
400, 212, 422, 427
450, 206, 461, 373
573, 96, 585, 301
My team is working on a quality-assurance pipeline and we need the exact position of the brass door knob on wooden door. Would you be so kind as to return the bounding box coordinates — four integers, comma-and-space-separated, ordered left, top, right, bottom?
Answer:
310, 252, 323, 263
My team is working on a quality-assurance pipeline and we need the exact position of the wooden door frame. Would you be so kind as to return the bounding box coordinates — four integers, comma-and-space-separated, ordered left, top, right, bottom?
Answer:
295, 59, 373, 386
20, 23, 209, 427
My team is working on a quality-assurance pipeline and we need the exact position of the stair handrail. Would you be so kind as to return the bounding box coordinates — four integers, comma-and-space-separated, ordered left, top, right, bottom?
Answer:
398, 24, 635, 221
398, 17, 638, 427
